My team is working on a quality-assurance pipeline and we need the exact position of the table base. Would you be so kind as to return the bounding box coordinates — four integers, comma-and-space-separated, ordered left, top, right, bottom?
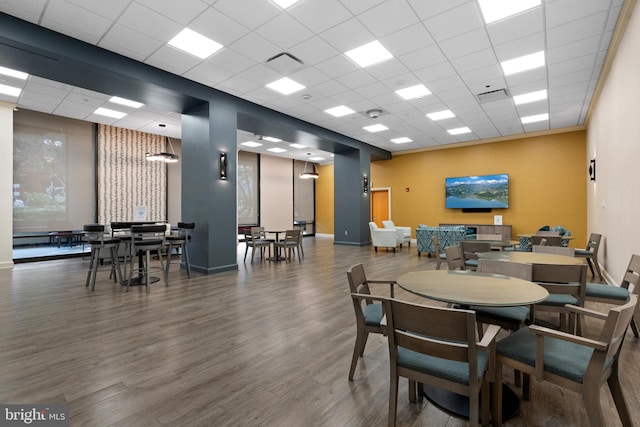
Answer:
123, 275, 161, 286
423, 383, 519, 422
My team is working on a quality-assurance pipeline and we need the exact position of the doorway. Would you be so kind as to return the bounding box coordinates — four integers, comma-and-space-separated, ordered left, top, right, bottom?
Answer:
370, 188, 391, 227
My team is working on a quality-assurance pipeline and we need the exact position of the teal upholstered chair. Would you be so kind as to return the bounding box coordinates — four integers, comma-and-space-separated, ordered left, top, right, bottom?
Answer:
431, 235, 447, 269
492, 295, 638, 427
346, 264, 395, 381
383, 297, 500, 427
586, 254, 640, 337
575, 233, 604, 280
460, 240, 491, 271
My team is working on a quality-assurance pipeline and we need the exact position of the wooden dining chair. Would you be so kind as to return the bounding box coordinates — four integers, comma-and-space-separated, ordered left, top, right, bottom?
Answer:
493, 295, 638, 426
346, 264, 395, 381
244, 227, 272, 263
460, 241, 491, 270
531, 235, 563, 246
431, 235, 447, 269
383, 297, 500, 427
83, 224, 123, 291
586, 253, 640, 337
575, 233, 604, 280
532, 245, 575, 256
445, 245, 465, 270
274, 229, 301, 262
531, 263, 588, 332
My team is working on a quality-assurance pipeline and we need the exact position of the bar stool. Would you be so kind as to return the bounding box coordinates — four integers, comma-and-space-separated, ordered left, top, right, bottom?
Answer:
84, 224, 122, 291
165, 222, 195, 279
126, 224, 167, 293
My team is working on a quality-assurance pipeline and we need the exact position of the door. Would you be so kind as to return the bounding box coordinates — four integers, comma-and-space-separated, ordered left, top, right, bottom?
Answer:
371, 189, 389, 227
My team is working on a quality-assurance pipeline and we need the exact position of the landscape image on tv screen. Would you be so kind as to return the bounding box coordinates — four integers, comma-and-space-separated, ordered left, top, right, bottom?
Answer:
445, 173, 509, 209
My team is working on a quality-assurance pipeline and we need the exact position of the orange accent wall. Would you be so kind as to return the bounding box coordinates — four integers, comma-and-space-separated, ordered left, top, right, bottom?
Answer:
316, 163, 334, 234
316, 131, 587, 248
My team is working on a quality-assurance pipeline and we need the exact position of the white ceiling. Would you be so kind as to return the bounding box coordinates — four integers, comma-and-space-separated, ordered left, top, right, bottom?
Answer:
0, 0, 624, 162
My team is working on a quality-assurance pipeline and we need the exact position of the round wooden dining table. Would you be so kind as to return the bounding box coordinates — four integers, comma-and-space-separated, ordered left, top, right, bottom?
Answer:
396, 269, 549, 422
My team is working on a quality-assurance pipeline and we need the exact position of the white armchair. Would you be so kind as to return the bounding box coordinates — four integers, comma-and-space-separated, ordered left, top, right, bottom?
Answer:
382, 220, 411, 248
369, 222, 399, 252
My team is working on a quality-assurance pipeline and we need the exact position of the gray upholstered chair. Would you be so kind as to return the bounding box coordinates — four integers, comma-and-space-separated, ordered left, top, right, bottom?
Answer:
382, 220, 411, 248
165, 222, 194, 278
492, 295, 638, 426
586, 253, 640, 337
244, 226, 272, 263
274, 229, 301, 262
346, 264, 395, 381
383, 297, 500, 427
126, 224, 167, 293
575, 233, 604, 280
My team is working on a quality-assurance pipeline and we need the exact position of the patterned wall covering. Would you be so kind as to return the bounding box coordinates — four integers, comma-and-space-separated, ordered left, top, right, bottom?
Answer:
97, 124, 166, 224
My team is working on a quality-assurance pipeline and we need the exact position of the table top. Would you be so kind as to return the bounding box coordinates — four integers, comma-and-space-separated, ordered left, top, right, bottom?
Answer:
396, 270, 549, 307
477, 251, 583, 265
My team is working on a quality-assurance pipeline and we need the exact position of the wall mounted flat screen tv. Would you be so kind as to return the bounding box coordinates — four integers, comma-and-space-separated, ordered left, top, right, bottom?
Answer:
445, 173, 509, 209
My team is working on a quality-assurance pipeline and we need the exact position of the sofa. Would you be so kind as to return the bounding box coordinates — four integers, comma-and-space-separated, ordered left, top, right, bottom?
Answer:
416, 225, 473, 257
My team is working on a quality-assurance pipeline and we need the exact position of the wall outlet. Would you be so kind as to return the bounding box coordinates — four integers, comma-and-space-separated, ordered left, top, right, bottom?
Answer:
344, 230, 348, 235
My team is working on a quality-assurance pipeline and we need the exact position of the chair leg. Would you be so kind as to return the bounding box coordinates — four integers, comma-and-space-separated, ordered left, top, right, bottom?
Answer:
607, 368, 633, 427
165, 243, 173, 284
408, 380, 417, 403
492, 361, 504, 426
349, 330, 368, 381
592, 257, 604, 280
86, 248, 96, 288
586, 258, 596, 278
583, 383, 606, 427
388, 370, 399, 427
469, 383, 480, 427
183, 243, 191, 278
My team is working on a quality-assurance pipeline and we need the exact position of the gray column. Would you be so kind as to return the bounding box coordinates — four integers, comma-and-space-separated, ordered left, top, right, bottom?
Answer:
0, 102, 14, 269
333, 148, 371, 246
181, 99, 238, 274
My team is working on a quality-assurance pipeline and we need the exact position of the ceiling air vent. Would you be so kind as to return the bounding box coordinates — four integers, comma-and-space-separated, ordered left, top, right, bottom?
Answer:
265, 52, 304, 74
476, 88, 509, 103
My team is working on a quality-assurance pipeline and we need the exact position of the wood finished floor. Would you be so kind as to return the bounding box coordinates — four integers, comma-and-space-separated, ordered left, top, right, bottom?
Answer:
0, 236, 638, 426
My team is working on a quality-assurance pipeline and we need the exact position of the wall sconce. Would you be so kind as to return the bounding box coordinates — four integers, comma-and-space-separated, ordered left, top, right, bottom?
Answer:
588, 158, 596, 181
220, 152, 228, 180
363, 176, 369, 193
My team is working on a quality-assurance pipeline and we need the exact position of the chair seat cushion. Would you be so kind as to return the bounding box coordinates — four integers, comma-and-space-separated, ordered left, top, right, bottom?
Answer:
469, 305, 529, 324
496, 327, 613, 383
398, 346, 489, 385
537, 294, 577, 307
586, 283, 629, 301
363, 302, 383, 326
89, 238, 120, 245
465, 259, 479, 268
574, 249, 593, 256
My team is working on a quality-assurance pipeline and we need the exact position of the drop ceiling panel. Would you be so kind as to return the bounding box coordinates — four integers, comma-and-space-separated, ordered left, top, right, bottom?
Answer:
189, 7, 249, 46
118, 2, 183, 43
485, 7, 543, 46
41, 1, 112, 44
381, 23, 435, 57
438, 28, 492, 61
423, 2, 484, 43
289, 37, 340, 66
288, 0, 351, 34
546, 12, 609, 49
358, 0, 420, 38
99, 24, 165, 62
136, 0, 209, 26
319, 18, 377, 52
212, 0, 280, 30
255, 13, 314, 50
545, 0, 613, 28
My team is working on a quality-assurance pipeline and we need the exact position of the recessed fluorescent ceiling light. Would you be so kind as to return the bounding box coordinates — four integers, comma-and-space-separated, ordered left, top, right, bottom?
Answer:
391, 137, 412, 144
447, 127, 472, 135
395, 84, 431, 100
345, 41, 393, 68
513, 89, 547, 105
363, 124, 389, 133
325, 105, 355, 117
271, 0, 300, 8
0, 66, 28, 79
0, 83, 21, 97
168, 28, 223, 59
290, 143, 306, 149
241, 141, 263, 148
267, 147, 287, 153
263, 136, 282, 142
109, 96, 144, 108
309, 156, 324, 161
478, 0, 541, 24
501, 51, 545, 75
266, 77, 306, 95
426, 110, 456, 121
93, 107, 126, 119
521, 113, 548, 124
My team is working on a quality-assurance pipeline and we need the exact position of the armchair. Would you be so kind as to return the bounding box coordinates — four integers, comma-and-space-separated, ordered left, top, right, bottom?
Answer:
382, 220, 411, 248
369, 222, 400, 252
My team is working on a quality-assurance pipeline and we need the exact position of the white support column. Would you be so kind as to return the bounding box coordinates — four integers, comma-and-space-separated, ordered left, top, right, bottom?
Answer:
0, 101, 15, 269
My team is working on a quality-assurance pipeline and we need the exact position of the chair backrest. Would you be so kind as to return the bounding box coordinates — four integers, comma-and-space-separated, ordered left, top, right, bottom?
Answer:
585, 233, 602, 253
384, 298, 479, 382
283, 229, 300, 243
131, 224, 166, 242
531, 235, 563, 246
382, 220, 395, 229
177, 222, 195, 237
593, 295, 638, 370
369, 222, 379, 232
460, 241, 491, 261
347, 263, 371, 295
445, 245, 465, 270
531, 263, 587, 303
250, 226, 265, 239
431, 235, 441, 255
621, 254, 640, 292
532, 245, 575, 256
83, 224, 106, 242
478, 259, 533, 280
